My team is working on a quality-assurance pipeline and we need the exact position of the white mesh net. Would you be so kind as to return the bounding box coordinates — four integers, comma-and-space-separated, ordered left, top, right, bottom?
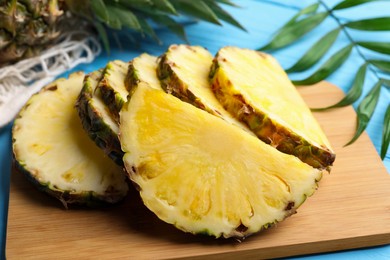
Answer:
0, 30, 101, 127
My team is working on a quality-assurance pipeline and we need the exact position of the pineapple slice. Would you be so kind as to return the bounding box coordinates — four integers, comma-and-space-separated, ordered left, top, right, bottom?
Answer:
99, 60, 129, 121
126, 53, 161, 93
157, 44, 250, 131
210, 47, 335, 169
120, 83, 323, 238
12, 72, 129, 207
76, 70, 123, 166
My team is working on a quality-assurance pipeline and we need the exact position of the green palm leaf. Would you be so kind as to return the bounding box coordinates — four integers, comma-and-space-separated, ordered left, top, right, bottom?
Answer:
369, 59, 390, 73
286, 28, 341, 73
312, 63, 367, 111
381, 104, 390, 159
346, 80, 382, 146
345, 17, 390, 31
357, 41, 390, 55
292, 44, 353, 85
259, 12, 328, 51
332, 0, 385, 10
284, 3, 320, 27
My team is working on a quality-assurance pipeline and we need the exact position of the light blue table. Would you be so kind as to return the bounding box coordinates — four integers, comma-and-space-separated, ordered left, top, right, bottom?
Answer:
1, 0, 389, 258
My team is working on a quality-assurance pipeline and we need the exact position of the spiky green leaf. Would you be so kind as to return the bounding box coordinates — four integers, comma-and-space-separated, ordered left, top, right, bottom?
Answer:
207, 1, 246, 31
93, 21, 109, 53
173, 0, 221, 25
107, 6, 141, 31
381, 104, 390, 159
369, 59, 390, 73
345, 17, 390, 31
332, 0, 385, 10
90, 0, 109, 22
259, 12, 328, 51
150, 14, 188, 42
292, 44, 354, 85
312, 63, 367, 111
346, 80, 382, 146
151, 0, 177, 15
138, 18, 161, 43
357, 41, 390, 55
104, 10, 122, 29
204, 0, 238, 7
284, 3, 320, 27
286, 28, 341, 73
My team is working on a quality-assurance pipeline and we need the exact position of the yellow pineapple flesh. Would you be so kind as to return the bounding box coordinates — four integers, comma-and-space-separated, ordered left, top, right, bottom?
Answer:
120, 83, 323, 238
157, 44, 250, 131
210, 47, 335, 169
12, 72, 129, 206
126, 53, 161, 94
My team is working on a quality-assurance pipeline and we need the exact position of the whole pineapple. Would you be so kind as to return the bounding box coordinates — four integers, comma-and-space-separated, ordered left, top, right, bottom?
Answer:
0, 0, 243, 66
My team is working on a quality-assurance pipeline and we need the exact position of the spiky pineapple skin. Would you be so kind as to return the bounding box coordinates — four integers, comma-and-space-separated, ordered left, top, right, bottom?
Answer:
209, 47, 335, 170
12, 72, 128, 207
0, 0, 66, 65
76, 70, 123, 166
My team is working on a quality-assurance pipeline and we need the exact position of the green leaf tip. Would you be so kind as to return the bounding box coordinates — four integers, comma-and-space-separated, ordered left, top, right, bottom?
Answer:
345, 17, 390, 31
311, 63, 367, 111
286, 28, 341, 73
258, 12, 328, 51
345, 80, 382, 146
381, 104, 390, 159
292, 44, 353, 86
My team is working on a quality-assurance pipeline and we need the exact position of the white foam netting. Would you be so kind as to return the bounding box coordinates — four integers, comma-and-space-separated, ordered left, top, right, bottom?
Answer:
0, 30, 101, 127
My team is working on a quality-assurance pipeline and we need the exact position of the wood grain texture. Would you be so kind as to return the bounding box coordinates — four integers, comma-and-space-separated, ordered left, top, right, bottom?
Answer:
6, 81, 390, 259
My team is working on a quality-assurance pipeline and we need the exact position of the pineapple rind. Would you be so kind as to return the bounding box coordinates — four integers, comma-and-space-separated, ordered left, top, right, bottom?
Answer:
120, 84, 323, 238
126, 53, 161, 94
99, 60, 129, 121
12, 72, 129, 206
76, 70, 123, 166
210, 47, 335, 169
157, 44, 252, 133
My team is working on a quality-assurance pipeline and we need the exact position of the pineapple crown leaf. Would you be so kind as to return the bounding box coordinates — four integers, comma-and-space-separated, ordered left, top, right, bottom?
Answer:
259, 0, 390, 159
83, 0, 244, 52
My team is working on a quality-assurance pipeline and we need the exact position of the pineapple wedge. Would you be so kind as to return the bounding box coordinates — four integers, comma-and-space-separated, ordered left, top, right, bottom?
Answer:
126, 53, 161, 93
76, 70, 123, 166
120, 83, 323, 239
157, 44, 250, 131
210, 47, 335, 169
99, 60, 129, 121
12, 72, 129, 207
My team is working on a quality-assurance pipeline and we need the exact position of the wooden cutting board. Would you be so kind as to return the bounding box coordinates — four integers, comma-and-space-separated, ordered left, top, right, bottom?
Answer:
6, 81, 390, 259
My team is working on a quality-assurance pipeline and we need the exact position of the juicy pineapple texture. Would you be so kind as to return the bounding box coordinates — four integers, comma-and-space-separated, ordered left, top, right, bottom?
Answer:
76, 70, 123, 165
126, 53, 161, 94
210, 47, 335, 169
12, 72, 128, 206
120, 83, 323, 238
99, 60, 129, 121
157, 44, 251, 132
